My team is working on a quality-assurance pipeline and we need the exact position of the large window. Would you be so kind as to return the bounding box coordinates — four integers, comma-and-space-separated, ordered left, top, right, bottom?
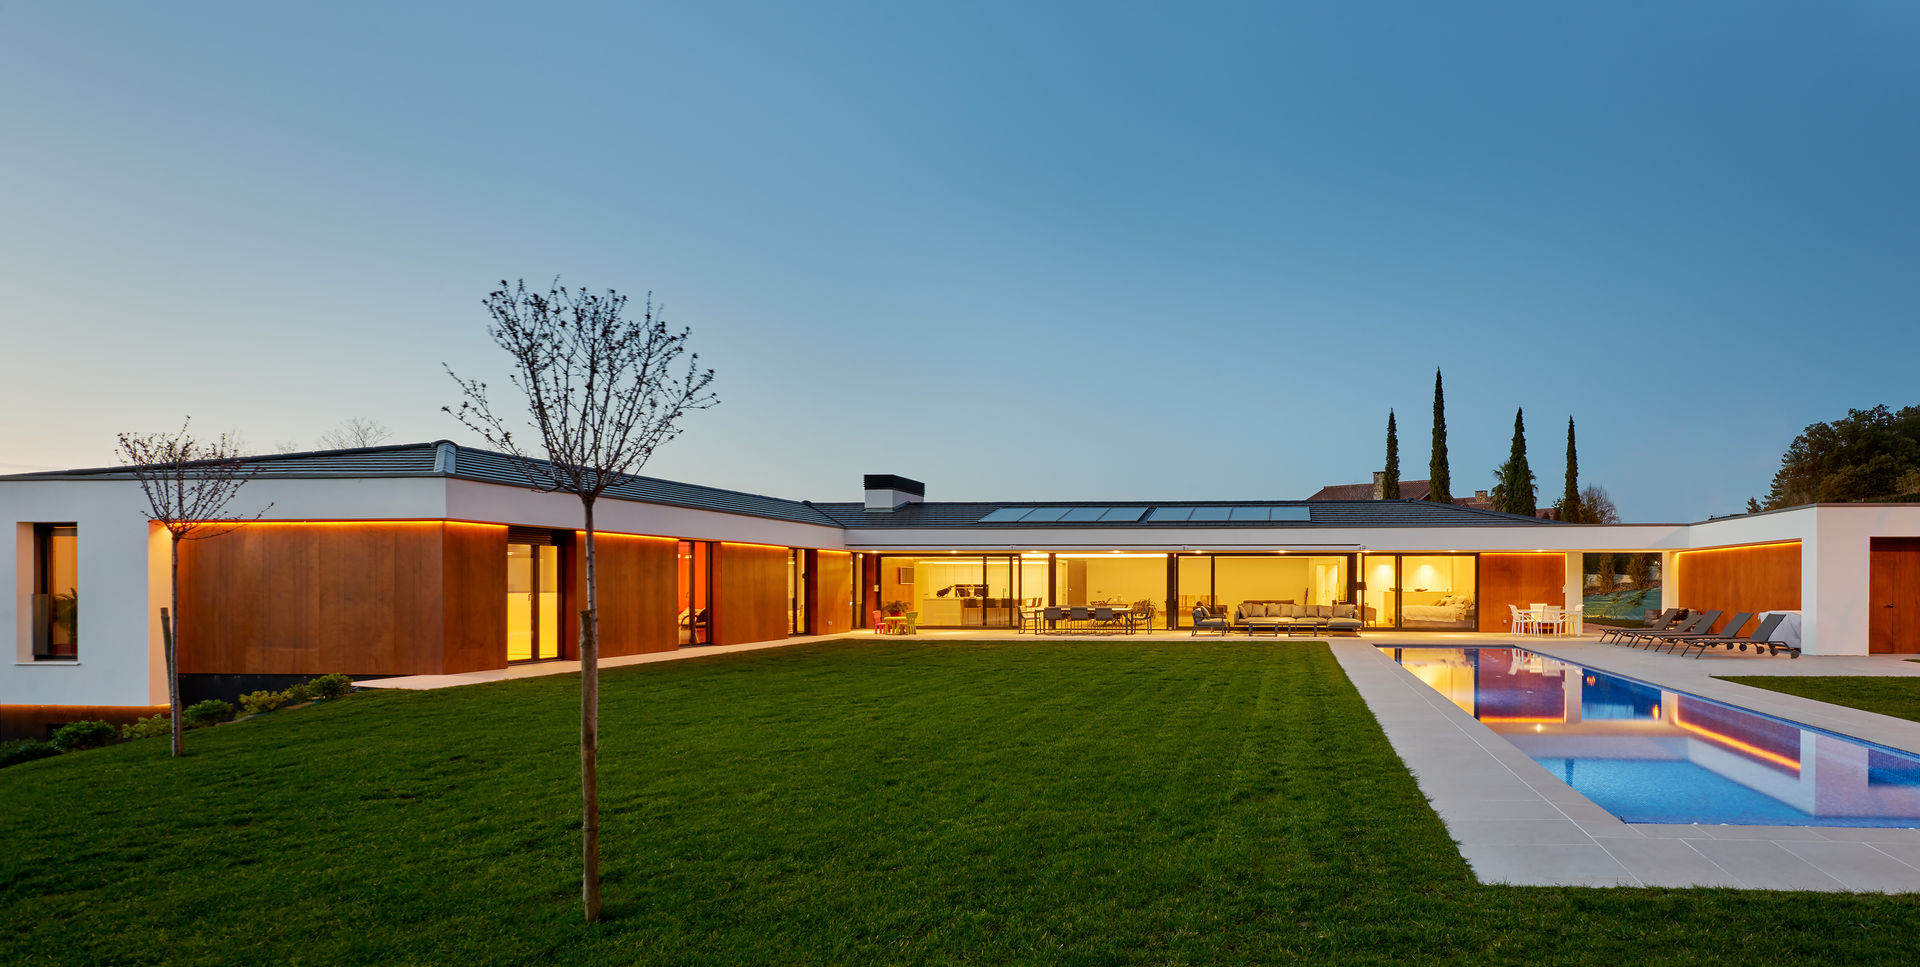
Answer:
678, 540, 711, 645
1361, 554, 1478, 630
31, 523, 78, 660
880, 555, 1046, 627
1178, 554, 1349, 626
789, 549, 808, 635
1056, 554, 1167, 628
506, 539, 562, 661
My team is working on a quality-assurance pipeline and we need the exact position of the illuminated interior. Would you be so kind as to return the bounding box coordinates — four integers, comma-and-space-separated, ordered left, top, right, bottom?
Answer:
506, 541, 561, 661
31, 523, 79, 660
677, 540, 711, 645
1362, 554, 1477, 630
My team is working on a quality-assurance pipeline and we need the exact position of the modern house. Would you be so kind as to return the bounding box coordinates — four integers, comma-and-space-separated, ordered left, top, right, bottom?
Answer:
5, 441, 1919, 738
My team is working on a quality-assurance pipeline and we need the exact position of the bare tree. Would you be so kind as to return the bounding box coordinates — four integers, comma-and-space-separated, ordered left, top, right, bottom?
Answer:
445, 278, 716, 923
316, 417, 393, 450
1579, 484, 1619, 524
116, 419, 271, 757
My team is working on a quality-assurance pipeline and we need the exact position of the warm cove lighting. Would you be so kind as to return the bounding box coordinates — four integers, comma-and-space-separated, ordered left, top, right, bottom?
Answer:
1670, 704, 1800, 772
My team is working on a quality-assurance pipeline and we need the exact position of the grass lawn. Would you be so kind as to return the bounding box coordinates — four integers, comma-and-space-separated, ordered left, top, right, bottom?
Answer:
1721, 676, 1920, 725
7, 640, 1920, 966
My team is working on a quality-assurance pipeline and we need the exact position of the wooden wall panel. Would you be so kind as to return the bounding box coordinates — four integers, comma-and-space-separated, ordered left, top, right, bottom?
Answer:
1869, 538, 1920, 655
715, 543, 790, 645
1478, 554, 1569, 633
1672, 542, 1800, 637
575, 532, 678, 658
443, 523, 507, 674
811, 551, 853, 636
179, 522, 464, 676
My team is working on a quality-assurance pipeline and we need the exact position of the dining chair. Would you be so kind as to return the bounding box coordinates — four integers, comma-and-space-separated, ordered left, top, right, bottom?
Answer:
1092, 607, 1117, 632
1069, 607, 1091, 632
1044, 606, 1064, 633
871, 609, 887, 635
1509, 604, 1533, 637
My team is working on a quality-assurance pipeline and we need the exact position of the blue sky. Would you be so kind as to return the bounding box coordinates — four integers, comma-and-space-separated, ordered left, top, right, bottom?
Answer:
3, 2, 1915, 522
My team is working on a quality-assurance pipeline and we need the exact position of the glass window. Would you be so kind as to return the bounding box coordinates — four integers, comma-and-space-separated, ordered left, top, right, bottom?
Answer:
678, 540, 712, 645
1146, 507, 1193, 522
1362, 555, 1397, 629
31, 524, 78, 660
1214, 556, 1348, 616
1055, 554, 1165, 626
1188, 507, 1233, 522
1399, 556, 1476, 630
1176, 555, 1213, 626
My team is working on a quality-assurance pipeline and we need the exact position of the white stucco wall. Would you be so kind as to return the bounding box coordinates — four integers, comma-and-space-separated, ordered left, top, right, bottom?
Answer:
1, 479, 169, 708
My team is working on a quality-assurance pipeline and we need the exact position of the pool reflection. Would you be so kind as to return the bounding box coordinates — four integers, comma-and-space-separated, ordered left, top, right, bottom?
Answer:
1384, 646, 1920, 827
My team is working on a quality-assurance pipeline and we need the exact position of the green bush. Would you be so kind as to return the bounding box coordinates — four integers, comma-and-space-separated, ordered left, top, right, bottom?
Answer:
307, 674, 354, 700
0, 739, 62, 768
50, 720, 118, 752
183, 699, 235, 729
281, 681, 312, 703
120, 715, 172, 740
238, 690, 288, 715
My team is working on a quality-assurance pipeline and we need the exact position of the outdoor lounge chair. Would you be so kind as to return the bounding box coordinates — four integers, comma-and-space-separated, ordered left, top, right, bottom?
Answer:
1190, 605, 1229, 635
1598, 608, 1678, 644
1654, 612, 1753, 654
1675, 612, 1783, 658
1621, 610, 1721, 648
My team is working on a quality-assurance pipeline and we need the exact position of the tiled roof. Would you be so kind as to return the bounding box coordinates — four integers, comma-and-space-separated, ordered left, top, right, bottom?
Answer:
6, 442, 841, 528
7, 445, 1553, 530
1308, 479, 1434, 501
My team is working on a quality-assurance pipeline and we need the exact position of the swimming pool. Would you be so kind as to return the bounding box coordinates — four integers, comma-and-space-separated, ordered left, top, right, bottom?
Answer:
1382, 646, 1920, 827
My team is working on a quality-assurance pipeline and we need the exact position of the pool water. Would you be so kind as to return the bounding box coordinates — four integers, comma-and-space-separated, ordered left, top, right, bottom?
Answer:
1383, 646, 1920, 827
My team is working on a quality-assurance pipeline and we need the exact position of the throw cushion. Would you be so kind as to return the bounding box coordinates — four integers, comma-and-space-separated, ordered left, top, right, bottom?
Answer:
1313, 605, 1330, 618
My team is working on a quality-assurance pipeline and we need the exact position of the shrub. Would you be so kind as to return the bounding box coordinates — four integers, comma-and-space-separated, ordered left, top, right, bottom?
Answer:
281, 681, 312, 703
0, 739, 62, 768
183, 699, 235, 729
50, 720, 118, 752
307, 674, 354, 700
238, 690, 288, 715
121, 715, 172, 740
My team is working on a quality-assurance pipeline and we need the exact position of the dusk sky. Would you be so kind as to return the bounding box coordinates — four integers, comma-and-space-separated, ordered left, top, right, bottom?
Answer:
3, 2, 1915, 523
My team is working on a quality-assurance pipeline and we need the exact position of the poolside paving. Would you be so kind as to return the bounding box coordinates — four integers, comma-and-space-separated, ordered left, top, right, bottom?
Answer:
1334, 637, 1920, 892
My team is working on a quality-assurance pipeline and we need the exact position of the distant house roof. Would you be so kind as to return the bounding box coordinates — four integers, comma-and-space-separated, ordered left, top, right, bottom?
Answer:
1308, 479, 1434, 501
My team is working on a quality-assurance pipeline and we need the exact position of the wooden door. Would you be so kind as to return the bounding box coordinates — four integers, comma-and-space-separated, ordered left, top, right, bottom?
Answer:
1869, 538, 1920, 654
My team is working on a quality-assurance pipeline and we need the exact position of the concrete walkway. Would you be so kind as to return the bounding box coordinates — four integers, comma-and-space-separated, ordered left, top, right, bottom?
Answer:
1337, 639, 1920, 891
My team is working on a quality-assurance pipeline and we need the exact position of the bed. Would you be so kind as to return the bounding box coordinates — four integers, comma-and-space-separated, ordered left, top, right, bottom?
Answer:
1400, 593, 1476, 625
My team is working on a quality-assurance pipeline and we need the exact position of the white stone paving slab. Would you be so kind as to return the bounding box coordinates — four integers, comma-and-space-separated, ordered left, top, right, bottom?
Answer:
1331, 639, 1920, 892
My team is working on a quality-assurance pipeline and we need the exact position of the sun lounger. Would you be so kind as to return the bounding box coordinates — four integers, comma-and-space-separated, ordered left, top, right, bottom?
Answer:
1675, 613, 1784, 658
1620, 610, 1720, 648
1655, 612, 1753, 654
1598, 608, 1679, 644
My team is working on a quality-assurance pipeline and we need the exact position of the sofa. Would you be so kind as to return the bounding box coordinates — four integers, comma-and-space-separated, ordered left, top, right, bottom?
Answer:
1233, 600, 1362, 635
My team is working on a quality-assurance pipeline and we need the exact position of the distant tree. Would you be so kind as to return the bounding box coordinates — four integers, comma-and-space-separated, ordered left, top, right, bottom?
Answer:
317, 417, 393, 451
1382, 411, 1400, 499
1745, 497, 1764, 514
270, 441, 302, 454
1428, 370, 1451, 503
115, 419, 271, 758
1555, 417, 1582, 522
1592, 554, 1617, 593
1762, 405, 1920, 508
1491, 408, 1536, 516
446, 278, 716, 923
1625, 553, 1655, 590
1581, 484, 1619, 524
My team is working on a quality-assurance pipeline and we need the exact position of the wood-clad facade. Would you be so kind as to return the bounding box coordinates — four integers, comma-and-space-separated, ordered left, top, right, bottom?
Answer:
1670, 541, 1801, 637
714, 542, 789, 645
1477, 553, 1569, 633
1869, 538, 1920, 654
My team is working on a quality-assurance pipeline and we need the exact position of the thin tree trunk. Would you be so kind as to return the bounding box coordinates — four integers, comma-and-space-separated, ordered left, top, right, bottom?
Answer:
581, 499, 600, 922
169, 535, 183, 758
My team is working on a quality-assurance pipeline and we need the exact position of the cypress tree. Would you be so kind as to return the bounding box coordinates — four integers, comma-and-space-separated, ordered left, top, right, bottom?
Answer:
1428, 370, 1451, 503
1561, 417, 1581, 522
1382, 410, 1400, 499
1497, 408, 1535, 516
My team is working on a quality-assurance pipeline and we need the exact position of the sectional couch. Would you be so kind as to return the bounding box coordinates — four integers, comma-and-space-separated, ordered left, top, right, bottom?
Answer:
1232, 600, 1362, 635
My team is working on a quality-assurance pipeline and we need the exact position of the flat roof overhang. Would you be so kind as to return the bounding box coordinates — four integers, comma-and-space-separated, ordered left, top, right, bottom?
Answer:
841, 522, 1696, 554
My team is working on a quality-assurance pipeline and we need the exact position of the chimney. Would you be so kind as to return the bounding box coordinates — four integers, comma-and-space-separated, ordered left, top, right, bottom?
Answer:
864, 474, 925, 513
1475, 490, 1489, 499
1371, 471, 1387, 500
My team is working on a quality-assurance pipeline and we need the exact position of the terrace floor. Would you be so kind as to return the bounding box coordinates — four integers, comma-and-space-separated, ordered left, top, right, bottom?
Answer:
362, 628, 1920, 892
